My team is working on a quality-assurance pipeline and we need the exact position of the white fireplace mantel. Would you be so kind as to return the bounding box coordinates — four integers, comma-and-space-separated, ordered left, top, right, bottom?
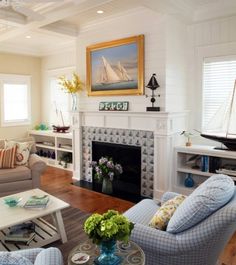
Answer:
71, 110, 187, 200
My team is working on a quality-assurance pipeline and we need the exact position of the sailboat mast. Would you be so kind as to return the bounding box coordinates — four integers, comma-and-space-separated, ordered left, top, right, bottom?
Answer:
226, 79, 236, 137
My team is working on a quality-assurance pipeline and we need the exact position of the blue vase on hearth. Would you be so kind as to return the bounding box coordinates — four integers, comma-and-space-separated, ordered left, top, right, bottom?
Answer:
184, 173, 194, 188
95, 239, 121, 265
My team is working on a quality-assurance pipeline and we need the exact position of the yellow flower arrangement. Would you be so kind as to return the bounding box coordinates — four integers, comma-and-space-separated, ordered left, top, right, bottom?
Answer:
58, 72, 84, 94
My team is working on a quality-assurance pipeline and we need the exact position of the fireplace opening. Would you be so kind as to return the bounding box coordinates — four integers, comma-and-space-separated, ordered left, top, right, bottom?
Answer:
92, 141, 141, 202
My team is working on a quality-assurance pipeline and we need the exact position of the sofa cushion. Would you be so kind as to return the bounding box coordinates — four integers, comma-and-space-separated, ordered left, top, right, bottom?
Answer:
0, 166, 31, 183
167, 174, 235, 233
0, 146, 17, 169
149, 195, 186, 230
0, 252, 33, 265
5, 141, 32, 166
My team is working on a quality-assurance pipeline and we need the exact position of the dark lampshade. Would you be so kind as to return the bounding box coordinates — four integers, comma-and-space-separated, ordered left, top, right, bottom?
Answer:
146, 73, 160, 90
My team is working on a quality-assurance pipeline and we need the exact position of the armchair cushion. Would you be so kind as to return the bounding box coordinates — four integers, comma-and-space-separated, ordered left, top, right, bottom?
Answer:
167, 174, 235, 233
149, 194, 186, 230
0, 252, 33, 265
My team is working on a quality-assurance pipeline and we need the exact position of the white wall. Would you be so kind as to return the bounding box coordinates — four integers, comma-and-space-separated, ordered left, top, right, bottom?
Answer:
77, 8, 187, 113
187, 15, 236, 145
166, 16, 188, 112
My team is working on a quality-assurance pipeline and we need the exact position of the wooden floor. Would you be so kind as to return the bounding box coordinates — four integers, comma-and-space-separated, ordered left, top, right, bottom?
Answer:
41, 166, 236, 265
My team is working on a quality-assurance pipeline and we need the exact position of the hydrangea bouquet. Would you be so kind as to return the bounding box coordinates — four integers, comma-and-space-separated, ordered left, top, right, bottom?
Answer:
84, 210, 134, 245
90, 157, 123, 182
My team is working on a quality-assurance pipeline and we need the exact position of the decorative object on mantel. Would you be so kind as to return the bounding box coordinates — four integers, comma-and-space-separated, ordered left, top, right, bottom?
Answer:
146, 73, 160, 111
90, 157, 123, 195
86, 35, 144, 96
84, 210, 134, 265
52, 125, 70, 133
58, 72, 84, 111
99, 101, 129, 111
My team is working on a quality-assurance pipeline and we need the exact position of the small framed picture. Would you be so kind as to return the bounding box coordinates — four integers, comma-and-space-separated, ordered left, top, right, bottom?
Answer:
99, 101, 129, 111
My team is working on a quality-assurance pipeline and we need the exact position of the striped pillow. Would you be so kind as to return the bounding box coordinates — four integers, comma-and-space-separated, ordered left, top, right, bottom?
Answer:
0, 146, 17, 169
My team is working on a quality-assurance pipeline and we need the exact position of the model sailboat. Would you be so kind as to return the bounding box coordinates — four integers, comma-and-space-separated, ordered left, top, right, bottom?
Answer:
96, 56, 133, 84
201, 79, 236, 150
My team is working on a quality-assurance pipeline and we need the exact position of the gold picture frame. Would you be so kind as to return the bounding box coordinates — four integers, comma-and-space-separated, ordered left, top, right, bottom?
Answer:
86, 35, 144, 96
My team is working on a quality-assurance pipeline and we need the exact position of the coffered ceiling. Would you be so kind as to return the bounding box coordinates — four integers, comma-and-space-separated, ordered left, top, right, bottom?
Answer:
0, 0, 235, 56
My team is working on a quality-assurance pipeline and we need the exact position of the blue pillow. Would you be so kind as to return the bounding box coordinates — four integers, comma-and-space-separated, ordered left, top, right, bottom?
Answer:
167, 174, 235, 233
0, 252, 33, 265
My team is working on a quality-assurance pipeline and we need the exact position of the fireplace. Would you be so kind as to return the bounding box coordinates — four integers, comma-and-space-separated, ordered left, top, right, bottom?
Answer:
92, 141, 141, 202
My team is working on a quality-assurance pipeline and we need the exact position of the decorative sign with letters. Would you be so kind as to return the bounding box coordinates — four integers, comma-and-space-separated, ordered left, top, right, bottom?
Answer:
99, 101, 129, 111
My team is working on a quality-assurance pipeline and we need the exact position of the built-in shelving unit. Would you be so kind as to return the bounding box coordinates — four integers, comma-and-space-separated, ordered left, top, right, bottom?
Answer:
29, 130, 73, 171
174, 145, 236, 195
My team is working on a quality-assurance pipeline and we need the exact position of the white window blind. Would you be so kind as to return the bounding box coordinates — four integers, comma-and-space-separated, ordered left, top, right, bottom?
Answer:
0, 74, 31, 127
202, 58, 236, 129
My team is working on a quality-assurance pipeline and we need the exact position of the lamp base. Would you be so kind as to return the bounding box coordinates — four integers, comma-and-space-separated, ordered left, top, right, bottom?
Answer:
146, 107, 160, 111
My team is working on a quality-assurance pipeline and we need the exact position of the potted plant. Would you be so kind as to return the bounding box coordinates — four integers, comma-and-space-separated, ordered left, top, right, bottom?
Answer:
84, 210, 134, 264
90, 157, 122, 194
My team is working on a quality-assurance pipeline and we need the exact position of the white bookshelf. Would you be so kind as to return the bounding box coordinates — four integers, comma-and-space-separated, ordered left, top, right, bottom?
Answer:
174, 145, 236, 195
29, 130, 73, 171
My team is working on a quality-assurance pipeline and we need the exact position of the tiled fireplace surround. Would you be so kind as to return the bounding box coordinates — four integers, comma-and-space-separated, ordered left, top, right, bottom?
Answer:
71, 111, 186, 200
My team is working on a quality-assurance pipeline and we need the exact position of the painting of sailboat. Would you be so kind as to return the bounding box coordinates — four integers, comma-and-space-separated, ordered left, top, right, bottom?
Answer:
86, 35, 144, 96
201, 80, 236, 150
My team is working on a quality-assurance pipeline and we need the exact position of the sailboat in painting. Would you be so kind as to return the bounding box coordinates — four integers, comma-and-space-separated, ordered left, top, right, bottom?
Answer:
201, 80, 236, 150
97, 56, 133, 84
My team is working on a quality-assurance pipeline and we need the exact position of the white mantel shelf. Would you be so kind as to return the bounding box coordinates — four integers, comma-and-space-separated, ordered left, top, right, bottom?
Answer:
70, 110, 188, 200
71, 110, 187, 136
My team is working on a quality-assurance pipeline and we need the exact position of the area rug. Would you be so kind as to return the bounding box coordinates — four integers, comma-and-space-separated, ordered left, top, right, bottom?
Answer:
46, 206, 90, 264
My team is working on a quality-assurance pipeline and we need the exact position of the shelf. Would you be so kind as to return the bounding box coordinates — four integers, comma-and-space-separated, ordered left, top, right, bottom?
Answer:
57, 147, 73, 153
0, 218, 60, 251
36, 144, 55, 150
29, 130, 73, 172
174, 145, 236, 195
177, 167, 212, 177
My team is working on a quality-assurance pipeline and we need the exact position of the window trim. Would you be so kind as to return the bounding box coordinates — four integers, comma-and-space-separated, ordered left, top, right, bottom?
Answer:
0, 74, 31, 127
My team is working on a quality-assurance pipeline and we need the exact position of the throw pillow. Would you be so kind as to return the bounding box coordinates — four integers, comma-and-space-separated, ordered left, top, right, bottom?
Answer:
0, 252, 33, 265
5, 141, 32, 166
149, 194, 186, 230
167, 174, 235, 234
0, 146, 17, 169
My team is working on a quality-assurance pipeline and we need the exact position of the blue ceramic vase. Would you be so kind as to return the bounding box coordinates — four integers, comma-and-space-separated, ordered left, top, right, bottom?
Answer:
184, 174, 194, 188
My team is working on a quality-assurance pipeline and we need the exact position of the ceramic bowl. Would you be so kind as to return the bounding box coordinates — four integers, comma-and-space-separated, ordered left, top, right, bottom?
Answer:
4, 196, 22, 207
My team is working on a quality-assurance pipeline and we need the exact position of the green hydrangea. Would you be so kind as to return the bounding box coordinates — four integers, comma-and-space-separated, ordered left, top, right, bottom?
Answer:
84, 210, 134, 245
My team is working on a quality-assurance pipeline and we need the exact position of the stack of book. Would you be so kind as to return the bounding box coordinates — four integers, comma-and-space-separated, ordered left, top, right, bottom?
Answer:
24, 195, 49, 209
5, 223, 35, 245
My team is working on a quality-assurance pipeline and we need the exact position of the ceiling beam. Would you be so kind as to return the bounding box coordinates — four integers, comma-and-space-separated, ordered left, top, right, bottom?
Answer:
40, 20, 78, 37
0, 8, 26, 25
0, 0, 114, 42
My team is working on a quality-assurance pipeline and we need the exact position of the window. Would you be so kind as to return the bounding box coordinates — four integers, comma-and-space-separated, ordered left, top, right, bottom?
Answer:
49, 73, 71, 126
202, 57, 236, 129
0, 74, 31, 127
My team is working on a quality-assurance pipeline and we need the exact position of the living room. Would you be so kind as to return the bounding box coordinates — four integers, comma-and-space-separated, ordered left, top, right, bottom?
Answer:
0, 0, 236, 264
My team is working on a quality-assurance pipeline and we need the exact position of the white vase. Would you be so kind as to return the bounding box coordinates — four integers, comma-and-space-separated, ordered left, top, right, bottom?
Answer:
71, 93, 78, 111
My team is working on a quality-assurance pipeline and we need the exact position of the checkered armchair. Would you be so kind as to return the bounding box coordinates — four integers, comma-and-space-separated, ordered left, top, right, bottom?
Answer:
11, 247, 63, 265
124, 189, 236, 265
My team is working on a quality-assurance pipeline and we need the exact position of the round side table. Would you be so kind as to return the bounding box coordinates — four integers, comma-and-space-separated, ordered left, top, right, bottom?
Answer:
68, 240, 145, 265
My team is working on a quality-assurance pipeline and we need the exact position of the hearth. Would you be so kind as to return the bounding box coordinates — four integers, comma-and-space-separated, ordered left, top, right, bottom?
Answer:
91, 141, 141, 202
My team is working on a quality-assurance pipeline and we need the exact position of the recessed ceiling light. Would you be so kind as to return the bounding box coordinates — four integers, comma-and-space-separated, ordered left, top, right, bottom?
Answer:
97, 10, 104, 14
26, 35, 31, 39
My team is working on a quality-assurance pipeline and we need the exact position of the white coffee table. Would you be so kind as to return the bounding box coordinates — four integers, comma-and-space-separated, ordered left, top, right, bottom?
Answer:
0, 188, 70, 251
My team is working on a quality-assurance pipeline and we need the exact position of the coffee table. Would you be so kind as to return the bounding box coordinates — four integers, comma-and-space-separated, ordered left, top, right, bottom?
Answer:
68, 240, 145, 265
0, 188, 69, 251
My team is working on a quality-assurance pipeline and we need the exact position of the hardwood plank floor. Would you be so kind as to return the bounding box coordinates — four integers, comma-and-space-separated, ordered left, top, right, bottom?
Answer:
41, 166, 236, 265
